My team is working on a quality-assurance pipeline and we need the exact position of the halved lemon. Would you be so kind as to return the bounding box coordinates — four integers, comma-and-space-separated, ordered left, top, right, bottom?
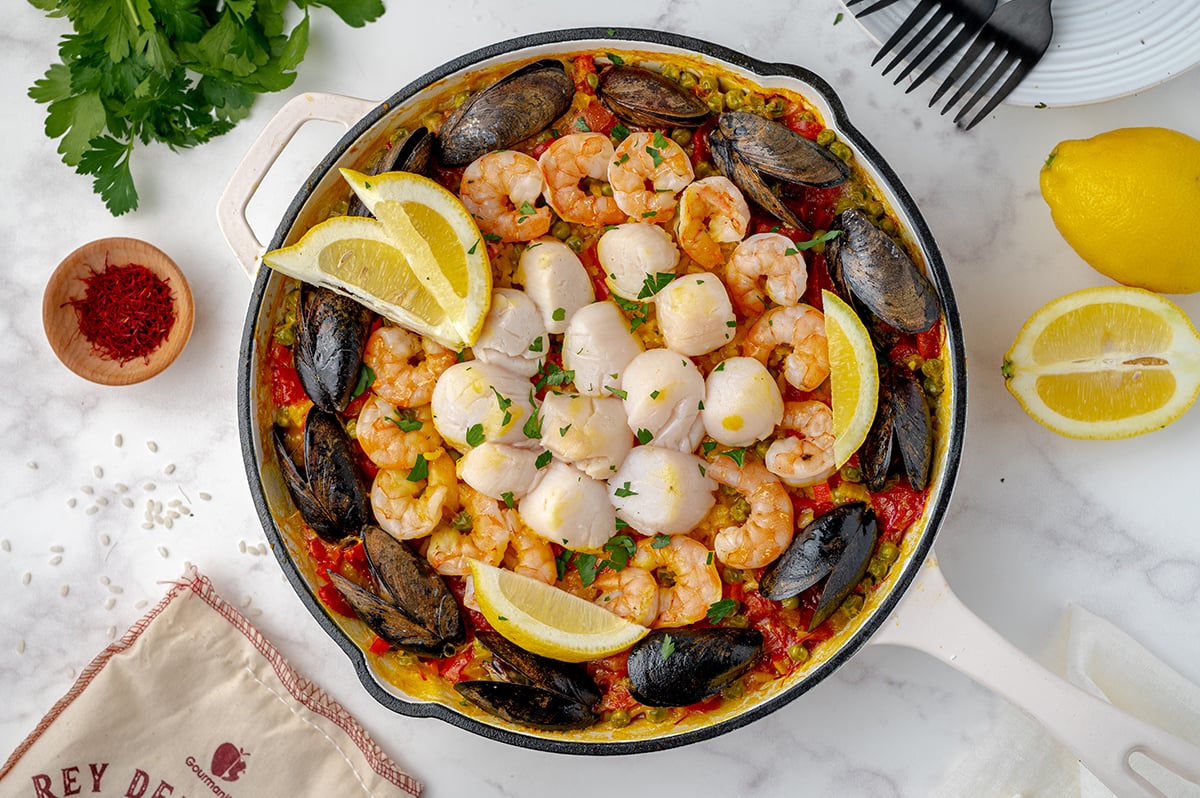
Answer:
1002, 286, 1200, 439
823, 290, 880, 467
468, 560, 649, 663
261, 170, 491, 349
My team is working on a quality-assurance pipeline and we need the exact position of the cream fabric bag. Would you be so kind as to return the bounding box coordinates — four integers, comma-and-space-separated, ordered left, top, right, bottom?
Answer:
1, 571, 420, 798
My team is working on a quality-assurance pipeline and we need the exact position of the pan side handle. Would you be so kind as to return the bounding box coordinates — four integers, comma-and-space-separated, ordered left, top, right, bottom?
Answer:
873, 556, 1200, 797
216, 92, 378, 279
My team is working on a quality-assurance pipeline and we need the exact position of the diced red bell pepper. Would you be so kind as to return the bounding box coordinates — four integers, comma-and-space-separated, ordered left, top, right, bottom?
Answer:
916, 318, 943, 360
786, 117, 824, 141
269, 341, 307, 406
573, 54, 598, 95
578, 245, 610, 301
369, 636, 391, 655
317, 583, 356, 618
871, 482, 927, 543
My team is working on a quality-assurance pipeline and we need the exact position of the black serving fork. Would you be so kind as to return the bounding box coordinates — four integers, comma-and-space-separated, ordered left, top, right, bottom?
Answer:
864, 0, 999, 89
931, 0, 1055, 129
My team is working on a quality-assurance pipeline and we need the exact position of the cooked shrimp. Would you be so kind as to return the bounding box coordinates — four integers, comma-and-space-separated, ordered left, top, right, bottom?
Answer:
425, 485, 512, 576
356, 396, 443, 470
371, 453, 459, 540
365, 325, 457, 408
765, 400, 836, 488
594, 566, 659, 626
538, 132, 627, 226
743, 303, 830, 392
630, 535, 721, 628
675, 176, 750, 269
460, 150, 551, 242
725, 233, 809, 316
705, 455, 793, 569
505, 520, 557, 585
607, 131, 694, 224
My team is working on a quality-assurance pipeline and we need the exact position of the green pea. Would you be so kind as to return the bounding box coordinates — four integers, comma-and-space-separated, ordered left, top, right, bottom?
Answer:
829, 141, 853, 162
921, 358, 944, 378
565, 235, 584, 253
867, 558, 890, 581
695, 161, 718, 178
787, 643, 809, 663
706, 94, 725, 114
421, 112, 442, 131
865, 200, 885, 218
607, 709, 631, 727
780, 595, 800, 611
452, 91, 471, 108
722, 680, 745, 700
794, 111, 816, 123
840, 464, 862, 483
879, 217, 899, 236
745, 93, 765, 114
600, 183, 614, 197
816, 128, 837, 147
551, 220, 572, 241
721, 567, 745, 584
858, 576, 875, 593
843, 595, 864, 617
877, 541, 900, 563
679, 71, 698, 90
730, 496, 751, 523
344, 419, 358, 440
646, 707, 669, 723
719, 482, 739, 498
726, 614, 749, 628
670, 128, 693, 147
764, 97, 787, 118
832, 196, 855, 216
451, 511, 473, 531
699, 75, 720, 96
272, 325, 295, 347
723, 89, 745, 110
662, 64, 682, 82
924, 375, 944, 396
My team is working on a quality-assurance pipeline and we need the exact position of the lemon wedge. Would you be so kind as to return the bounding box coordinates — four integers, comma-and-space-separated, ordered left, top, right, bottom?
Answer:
262, 170, 491, 349
823, 290, 880, 467
1003, 286, 1200, 439
468, 560, 649, 663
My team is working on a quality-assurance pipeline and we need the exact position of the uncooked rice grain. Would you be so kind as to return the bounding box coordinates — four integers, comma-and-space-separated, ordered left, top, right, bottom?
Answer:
99, 575, 110, 585
50, 545, 64, 553
67, 498, 77, 508
199, 492, 212, 501
60, 585, 69, 597
121, 498, 134, 508
16, 640, 25, 654
99, 534, 111, 546
96, 496, 109, 506
114, 434, 123, 447
144, 482, 157, 491
158, 546, 169, 558
147, 440, 158, 452
109, 585, 124, 594
134, 599, 148, 609
22, 572, 31, 586
86, 506, 99, 516
115, 482, 128, 493
104, 598, 116, 610
49, 555, 63, 565
107, 626, 116, 639
93, 466, 104, 478
164, 463, 176, 475
1, 540, 9, 552
81, 486, 94, 495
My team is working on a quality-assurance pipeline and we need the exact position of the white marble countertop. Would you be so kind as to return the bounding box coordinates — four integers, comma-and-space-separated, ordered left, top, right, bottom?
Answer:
4, 1, 1200, 795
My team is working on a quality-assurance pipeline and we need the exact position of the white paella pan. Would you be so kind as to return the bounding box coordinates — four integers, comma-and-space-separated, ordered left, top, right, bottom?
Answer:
217, 27, 1199, 791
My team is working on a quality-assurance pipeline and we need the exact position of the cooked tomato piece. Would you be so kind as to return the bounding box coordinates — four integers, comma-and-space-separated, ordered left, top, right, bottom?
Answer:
269, 341, 307, 406
317, 583, 356, 618
872, 482, 927, 543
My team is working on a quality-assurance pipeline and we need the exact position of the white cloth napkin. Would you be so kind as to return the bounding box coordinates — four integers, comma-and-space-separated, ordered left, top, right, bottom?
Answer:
932, 605, 1200, 798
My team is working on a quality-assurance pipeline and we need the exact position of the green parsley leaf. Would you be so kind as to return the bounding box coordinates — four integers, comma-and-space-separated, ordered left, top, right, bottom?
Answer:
406, 453, 429, 482
386, 411, 423, 433
574, 116, 591, 132
638, 271, 676, 299
552, 307, 566, 322
523, 398, 544, 439
519, 201, 537, 216
610, 123, 630, 141
660, 633, 675, 661
636, 428, 654, 445
605, 385, 628, 400
536, 362, 575, 391
574, 552, 600, 586
602, 534, 636, 571
714, 361, 726, 372
701, 440, 718, 456
706, 551, 714, 565
793, 229, 843, 251
706, 598, 739, 624
651, 534, 671, 549
554, 547, 572, 581
650, 389, 661, 399
535, 450, 553, 469
719, 448, 747, 467
646, 145, 664, 168
529, 336, 544, 353
652, 131, 671, 150
468, 238, 479, 255
615, 152, 630, 165
614, 481, 638, 498
726, 319, 737, 328
606, 52, 625, 65
641, 211, 657, 218
615, 517, 629, 529
559, 424, 572, 437
465, 424, 485, 447
501, 491, 515, 509
483, 232, 502, 242
834, 11, 844, 24
352, 364, 376, 399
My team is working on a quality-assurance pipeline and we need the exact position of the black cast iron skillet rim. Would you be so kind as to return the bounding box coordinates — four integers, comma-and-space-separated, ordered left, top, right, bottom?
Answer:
238, 25, 967, 756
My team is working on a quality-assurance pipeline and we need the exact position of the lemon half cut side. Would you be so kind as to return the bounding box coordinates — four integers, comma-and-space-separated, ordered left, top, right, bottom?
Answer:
1002, 286, 1200, 439
469, 560, 649, 663
261, 169, 492, 350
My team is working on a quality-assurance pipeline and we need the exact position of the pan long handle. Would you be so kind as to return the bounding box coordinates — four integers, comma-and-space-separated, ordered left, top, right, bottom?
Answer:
216, 92, 377, 279
873, 556, 1200, 797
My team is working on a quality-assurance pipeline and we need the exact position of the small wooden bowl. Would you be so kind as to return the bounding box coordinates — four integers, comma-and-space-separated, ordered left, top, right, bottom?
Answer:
43, 238, 195, 386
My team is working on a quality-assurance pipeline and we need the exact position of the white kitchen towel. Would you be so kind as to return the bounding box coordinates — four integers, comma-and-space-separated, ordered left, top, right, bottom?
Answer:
932, 604, 1200, 798
0, 569, 420, 797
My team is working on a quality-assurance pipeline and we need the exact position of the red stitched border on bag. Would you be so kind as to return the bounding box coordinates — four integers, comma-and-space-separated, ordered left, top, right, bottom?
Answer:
0, 571, 421, 796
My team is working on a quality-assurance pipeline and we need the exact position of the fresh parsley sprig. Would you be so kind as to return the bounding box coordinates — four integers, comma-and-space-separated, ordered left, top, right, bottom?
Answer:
28, 0, 385, 216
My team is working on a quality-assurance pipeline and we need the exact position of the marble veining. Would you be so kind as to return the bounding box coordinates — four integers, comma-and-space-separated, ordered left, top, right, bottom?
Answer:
4, 1, 1200, 795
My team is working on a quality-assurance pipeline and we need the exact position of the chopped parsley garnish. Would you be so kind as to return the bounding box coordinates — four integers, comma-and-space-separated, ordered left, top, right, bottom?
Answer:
554, 547, 572, 580
528, 336, 544, 353
637, 271, 676, 299
615, 517, 629, 530
652, 130, 670, 150
646, 144, 664, 168
406, 453, 429, 482
482, 232, 502, 242
714, 361, 726, 372
650, 534, 671, 549
718, 448, 747, 467
706, 598, 739, 624
574, 116, 591, 132
352, 365, 376, 399
386, 411, 423, 432
650, 389, 661, 399
605, 385, 628, 400
614, 481, 638, 498
793, 229, 843, 251
660, 633, 675, 661
465, 424, 485, 447
641, 211, 657, 218
492, 388, 513, 426
535, 450, 553, 469
519, 201, 537, 216
602, 534, 636, 570
536, 362, 575, 391
701, 441, 718, 456
606, 52, 625, 65
501, 491, 515, 509
467, 239, 480, 255
611, 293, 650, 332
559, 424, 572, 437
726, 319, 738, 328
523, 396, 543, 439
552, 307, 566, 322
610, 123, 630, 141
636, 428, 654, 445
574, 552, 600, 586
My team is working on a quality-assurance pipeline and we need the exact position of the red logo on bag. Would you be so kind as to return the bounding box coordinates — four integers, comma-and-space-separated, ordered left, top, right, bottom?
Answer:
211, 742, 249, 782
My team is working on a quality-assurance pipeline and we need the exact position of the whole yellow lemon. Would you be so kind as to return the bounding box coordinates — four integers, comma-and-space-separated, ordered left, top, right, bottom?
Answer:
1039, 127, 1200, 294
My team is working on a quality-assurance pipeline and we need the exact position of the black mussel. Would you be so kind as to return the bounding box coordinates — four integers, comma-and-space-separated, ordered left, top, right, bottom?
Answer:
628, 628, 763, 708
474, 630, 600, 709
327, 573, 452, 657
292, 284, 371, 412
362, 525, 463, 646
716, 112, 849, 188
436, 59, 573, 167
597, 65, 710, 128
709, 127, 806, 230
761, 503, 878, 630
859, 368, 896, 492
454, 681, 599, 730
347, 128, 435, 216
275, 408, 370, 542
890, 367, 932, 491
828, 209, 940, 334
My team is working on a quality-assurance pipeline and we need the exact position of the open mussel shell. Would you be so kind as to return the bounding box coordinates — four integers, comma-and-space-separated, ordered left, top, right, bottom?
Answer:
292, 284, 371, 413
716, 112, 849, 188
828, 209, 940, 334
436, 59, 574, 167
597, 65, 710, 128
363, 525, 463, 646
327, 573, 453, 656
859, 370, 896, 493
455, 681, 600, 730
761, 502, 879, 630
627, 628, 763, 708
346, 127, 435, 217
709, 127, 805, 230
474, 630, 600, 709
274, 408, 370, 542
